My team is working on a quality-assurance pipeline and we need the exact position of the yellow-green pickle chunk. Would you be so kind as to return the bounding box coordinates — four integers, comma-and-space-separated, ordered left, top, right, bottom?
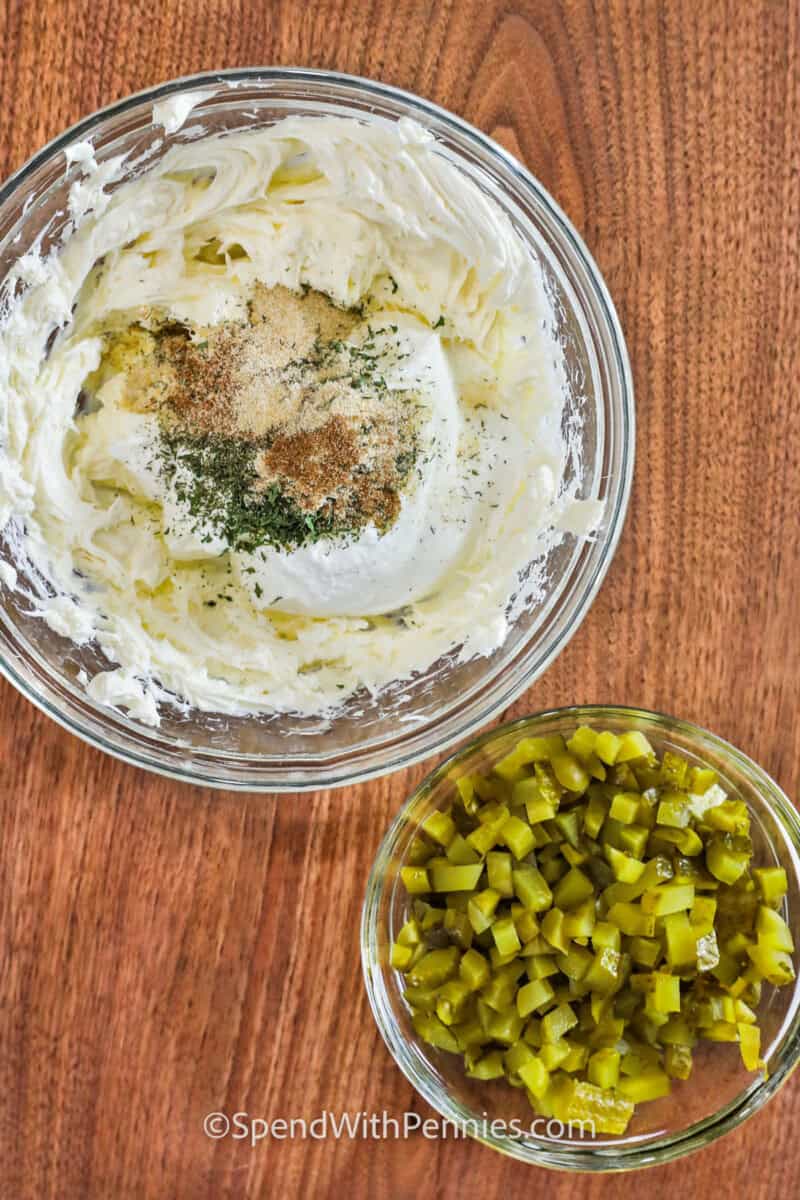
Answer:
390, 726, 795, 1136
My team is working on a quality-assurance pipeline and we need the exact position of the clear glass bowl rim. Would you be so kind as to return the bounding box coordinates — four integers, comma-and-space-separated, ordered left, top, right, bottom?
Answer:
360, 703, 800, 1171
0, 68, 634, 791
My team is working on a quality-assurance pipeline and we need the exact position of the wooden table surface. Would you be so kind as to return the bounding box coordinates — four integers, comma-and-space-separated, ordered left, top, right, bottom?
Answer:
1, 1, 799, 1197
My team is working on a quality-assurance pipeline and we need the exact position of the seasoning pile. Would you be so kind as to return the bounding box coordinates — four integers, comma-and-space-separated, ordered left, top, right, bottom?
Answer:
100, 283, 423, 550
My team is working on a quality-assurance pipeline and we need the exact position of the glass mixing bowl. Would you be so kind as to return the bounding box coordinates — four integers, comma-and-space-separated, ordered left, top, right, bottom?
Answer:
0, 70, 633, 790
361, 706, 800, 1169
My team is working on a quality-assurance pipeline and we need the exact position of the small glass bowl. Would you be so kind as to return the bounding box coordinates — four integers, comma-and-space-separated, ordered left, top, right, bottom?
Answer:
361, 705, 800, 1170
0, 69, 633, 790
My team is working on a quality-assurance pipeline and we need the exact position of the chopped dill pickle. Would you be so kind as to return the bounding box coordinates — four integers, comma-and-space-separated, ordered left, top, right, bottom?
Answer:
754, 866, 788, 906
609, 792, 641, 824
664, 1044, 693, 1079
486, 851, 514, 897
412, 1011, 460, 1052
430, 862, 484, 892
388, 724, 795, 1135
500, 815, 536, 860
706, 834, 751, 884
553, 1078, 634, 1135
615, 731, 655, 763
459, 947, 491, 991
588, 1047, 621, 1089
422, 809, 457, 846
517, 977, 556, 1018
445, 833, 481, 866
552, 752, 591, 793
400, 866, 430, 894
466, 1049, 506, 1079
616, 1068, 671, 1103
492, 916, 522, 957
512, 865, 553, 912
595, 731, 622, 765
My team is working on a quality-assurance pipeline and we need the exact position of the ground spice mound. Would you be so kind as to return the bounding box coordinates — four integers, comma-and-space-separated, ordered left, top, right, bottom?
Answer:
102, 283, 422, 547
256, 413, 403, 529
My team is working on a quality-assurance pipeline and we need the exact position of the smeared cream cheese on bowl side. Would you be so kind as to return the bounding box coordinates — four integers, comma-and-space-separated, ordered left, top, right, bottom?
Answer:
0, 108, 599, 727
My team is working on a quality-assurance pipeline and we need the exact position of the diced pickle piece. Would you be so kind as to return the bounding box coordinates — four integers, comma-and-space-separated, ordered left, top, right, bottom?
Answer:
567, 726, 598, 758
443, 907, 473, 949
407, 836, 435, 865
696, 929, 721, 973
430, 862, 484, 892
664, 1044, 693, 1079
400, 866, 430, 894
663, 911, 697, 969
605, 844, 646, 883
587, 1048, 621, 1089
606, 901, 655, 938
584, 947, 623, 994
629, 936, 662, 967
552, 752, 591, 793
517, 977, 556, 1018
485, 1009, 524, 1046
412, 1011, 460, 1053
660, 752, 690, 789
690, 894, 717, 932
541, 908, 570, 954
519, 1055, 550, 1097
541, 1002, 578, 1043
641, 882, 695, 916
706, 834, 750, 884
746, 942, 795, 986
459, 948, 490, 990
512, 865, 553, 912
486, 851, 514, 898
504, 1039, 537, 1077
595, 731, 622, 765
390, 943, 414, 970
538, 1039, 571, 1070
407, 946, 460, 987
738, 1022, 762, 1072
616, 1069, 671, 1103
553, 1078, 634, 1135
563, 899, 596, 940
500, 815, 536, 860
609, 792, 641, 824
466, 803, 510, 854
592, 921, 621, 952
527, 954, 559, 980
492, 916, 522, 957
689, 767, 718, 794
616, 731, 655, 763
422, 809, 457, 846
704, 799, 750, 836
648, 972, 681, 1013
445, 833, 481, 866
754, 866, 788, 906
756, 905, 794, 952
466, 1049, 506, 1079
553, 867, 595, 910
467, 888, 501, 934
435, 979, 472, 1025
657, 793, 691, 828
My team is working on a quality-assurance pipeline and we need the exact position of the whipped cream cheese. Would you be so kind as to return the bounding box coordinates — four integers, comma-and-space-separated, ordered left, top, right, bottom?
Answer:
0, 113, 593, 724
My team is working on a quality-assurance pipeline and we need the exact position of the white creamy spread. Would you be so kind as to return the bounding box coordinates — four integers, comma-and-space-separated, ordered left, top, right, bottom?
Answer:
0, 113, 594, 724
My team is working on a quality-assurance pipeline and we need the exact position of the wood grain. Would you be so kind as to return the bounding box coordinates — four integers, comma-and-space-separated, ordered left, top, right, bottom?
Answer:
1, 1, 799, 1196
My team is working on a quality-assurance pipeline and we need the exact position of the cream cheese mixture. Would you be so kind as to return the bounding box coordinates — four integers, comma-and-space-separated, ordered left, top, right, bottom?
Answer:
0, 112, 595, 725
